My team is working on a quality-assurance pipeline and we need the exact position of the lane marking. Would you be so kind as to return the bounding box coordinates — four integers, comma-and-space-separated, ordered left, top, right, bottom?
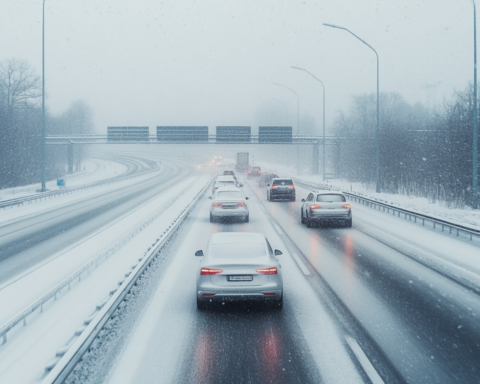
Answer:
273, 224, 284, 235
291, 253, 311, 276
345, 336, 385, 384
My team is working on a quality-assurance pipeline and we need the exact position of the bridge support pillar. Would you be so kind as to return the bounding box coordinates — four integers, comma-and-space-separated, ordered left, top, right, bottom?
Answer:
68, 142, 74, 174
312, 141, 320, 175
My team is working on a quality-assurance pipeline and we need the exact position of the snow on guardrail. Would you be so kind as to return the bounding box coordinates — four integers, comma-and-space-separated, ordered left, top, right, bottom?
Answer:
40, 175, 214, 384
0, 156, 158, 210
293, 178, 480, 242
0, 178, 196, 345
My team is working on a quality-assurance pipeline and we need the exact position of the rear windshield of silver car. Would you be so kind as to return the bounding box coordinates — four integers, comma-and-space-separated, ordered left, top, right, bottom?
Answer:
316, 194, 346, 202
216, 191, 243, 199
273, 179, 293, 185
209, 243, 266, 258
217, 181, 235, 185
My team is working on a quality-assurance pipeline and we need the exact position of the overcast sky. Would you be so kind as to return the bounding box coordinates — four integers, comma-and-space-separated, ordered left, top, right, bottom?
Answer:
0, 0, 475, 134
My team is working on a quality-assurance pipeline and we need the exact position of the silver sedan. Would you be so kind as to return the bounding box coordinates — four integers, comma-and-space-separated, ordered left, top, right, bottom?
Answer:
301, 190, 352, 228
195, 232, 283, 309
209, 186, 249, 223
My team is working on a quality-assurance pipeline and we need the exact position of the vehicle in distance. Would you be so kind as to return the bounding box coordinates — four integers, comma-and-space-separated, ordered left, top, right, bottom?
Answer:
258, 172, 279, 187
223, 170, 235, 176
248, 166, 262, 178
212, 175, 239, 194
236, 152, 249, 172
195, 232, 283, 309
209, 186, 249, 223
267, 178, 295, 202
300, 190, 352, 228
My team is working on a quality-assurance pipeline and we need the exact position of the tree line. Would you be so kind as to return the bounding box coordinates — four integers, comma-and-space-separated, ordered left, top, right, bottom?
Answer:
333, 86, 480, 208
0, 58, 93, 190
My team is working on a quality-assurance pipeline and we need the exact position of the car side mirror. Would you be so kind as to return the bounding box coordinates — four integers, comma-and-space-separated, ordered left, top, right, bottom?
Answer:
245, 197, 249, 200
195, 250, 204, 257
274, 249, 283, 256
267, 184, 270, 187
301, 199, 305, 202
208, 196, 212, 199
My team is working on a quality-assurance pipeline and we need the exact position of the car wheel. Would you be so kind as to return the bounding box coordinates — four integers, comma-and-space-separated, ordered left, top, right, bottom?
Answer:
306, 215, 313, 228
345, 218, 352, 228
197, 298, 207, 310
244, 214, 249, 223
301, 210, 305, 224
210, 214, 215, 223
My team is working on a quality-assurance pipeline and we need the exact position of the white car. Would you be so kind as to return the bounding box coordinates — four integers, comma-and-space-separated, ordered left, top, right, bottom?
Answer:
211, 175, 241, 195
209, 186, 249, 223
195, 232, 283, 309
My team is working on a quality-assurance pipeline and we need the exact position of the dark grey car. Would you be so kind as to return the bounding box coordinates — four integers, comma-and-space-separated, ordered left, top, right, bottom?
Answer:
267, 178, 295, 202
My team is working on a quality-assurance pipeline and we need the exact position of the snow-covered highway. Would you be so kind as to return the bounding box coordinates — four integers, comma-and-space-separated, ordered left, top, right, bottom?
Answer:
36, 172, 480, 384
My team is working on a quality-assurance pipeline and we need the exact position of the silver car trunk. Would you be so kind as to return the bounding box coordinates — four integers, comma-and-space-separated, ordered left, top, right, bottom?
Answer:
206, 253, 276, 287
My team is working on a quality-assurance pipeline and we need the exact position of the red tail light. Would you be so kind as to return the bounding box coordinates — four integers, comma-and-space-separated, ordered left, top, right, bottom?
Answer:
310, 204, 321, 209
256, 267, 277, 274
213, 187, 218, 190
342, 204, 351, 209
263, 292, 276, 296
259, 171, 262, 175
289, 185, 295, 189
203, 293, 215, 296
201, 268, 223, 275
212, 202, 222, 207
237, 202, 246, 206
271, 185, 276, 189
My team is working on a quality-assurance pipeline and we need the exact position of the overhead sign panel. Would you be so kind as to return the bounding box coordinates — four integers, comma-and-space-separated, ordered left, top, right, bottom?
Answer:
216, 126, 251, 143
156, 126, 209, 142
107, 126, 149, 142
258, 126, 292, 143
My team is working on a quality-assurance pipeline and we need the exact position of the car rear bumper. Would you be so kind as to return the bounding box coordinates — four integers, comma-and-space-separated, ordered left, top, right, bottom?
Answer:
197, 280, 282, 301
270, 192, 295, 198
197, 290, 283, 302
309, 210, 351, 220
210, 208, 249, 217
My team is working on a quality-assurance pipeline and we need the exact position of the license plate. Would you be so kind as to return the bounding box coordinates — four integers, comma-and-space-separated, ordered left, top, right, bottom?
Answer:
228, 275, 253, 281
222, 205, 236, 209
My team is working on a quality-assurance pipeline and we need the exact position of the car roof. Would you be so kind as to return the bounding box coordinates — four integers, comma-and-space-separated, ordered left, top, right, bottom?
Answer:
314, 190, 345, 195
210, 232, 266, 245
215, 186, 241, 192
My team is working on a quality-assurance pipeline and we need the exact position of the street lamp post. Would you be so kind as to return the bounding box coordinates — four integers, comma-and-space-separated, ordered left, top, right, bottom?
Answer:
473, 0, 478, 209
273, 83, 300, 173
291, 66, 326, 180
41, 0, 46, 192
323, 23, 381, 193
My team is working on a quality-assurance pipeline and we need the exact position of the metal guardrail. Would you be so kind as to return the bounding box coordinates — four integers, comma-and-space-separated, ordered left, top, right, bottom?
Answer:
40, 175, 213, 384
0, 179, 196, 345
293, 179, 480, 242
0, 157, 158, 210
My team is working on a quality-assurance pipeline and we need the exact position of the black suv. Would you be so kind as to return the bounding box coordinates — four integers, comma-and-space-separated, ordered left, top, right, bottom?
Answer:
267, 178, 295, 202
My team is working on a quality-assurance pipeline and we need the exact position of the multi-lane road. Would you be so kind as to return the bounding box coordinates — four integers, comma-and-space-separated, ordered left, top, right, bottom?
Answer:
1, 160, 480, 384
98, 175, 480, 384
